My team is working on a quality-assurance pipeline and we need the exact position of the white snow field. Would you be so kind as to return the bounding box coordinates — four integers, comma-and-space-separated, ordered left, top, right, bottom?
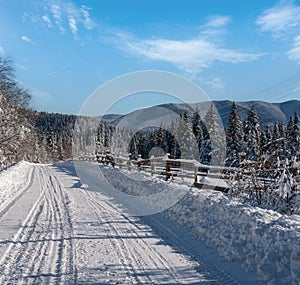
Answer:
0, 161, 299, 285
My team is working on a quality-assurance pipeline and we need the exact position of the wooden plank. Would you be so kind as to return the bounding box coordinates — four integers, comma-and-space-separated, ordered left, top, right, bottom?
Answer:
194, 182, 229, 192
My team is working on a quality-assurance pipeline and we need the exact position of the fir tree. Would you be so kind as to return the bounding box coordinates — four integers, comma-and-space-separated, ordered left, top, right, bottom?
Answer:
244, 107, 260, 161
177, 111, 198, 159
203, 104, 226, 165
168, 120, 181, 159
226, 102, 244, 167
260, 125, 272, 157
192, 109, 203, 156
288, 112, 300, 159
268, 122, 287, 162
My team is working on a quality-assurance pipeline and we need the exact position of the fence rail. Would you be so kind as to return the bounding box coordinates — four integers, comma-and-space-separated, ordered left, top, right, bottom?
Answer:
80, 152, 233, 192
78, 151, 300, 193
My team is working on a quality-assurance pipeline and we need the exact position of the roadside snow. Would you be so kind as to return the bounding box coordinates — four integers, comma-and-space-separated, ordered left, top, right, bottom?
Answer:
2, 160, 299, 284
97, 164, 300, 285
0, 161, 32, 207
164, 188, 300, 285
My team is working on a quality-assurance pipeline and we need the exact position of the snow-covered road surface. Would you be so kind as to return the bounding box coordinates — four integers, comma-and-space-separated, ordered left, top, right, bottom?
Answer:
0, 165, 76, 284
0, 161, 252, 285
1, 160, 299, 284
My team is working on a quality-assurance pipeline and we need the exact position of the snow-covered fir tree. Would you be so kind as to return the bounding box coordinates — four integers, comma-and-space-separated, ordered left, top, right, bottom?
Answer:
226, 102, 244, 167
287, 112, 300, 159
203, 104, 226, 165
176, 111, 198, 160
244, 107, 261, 161
260, 125, 272, 158
267, 122, 287, 162
168, 120, 181, 159
192, 109, 203, 157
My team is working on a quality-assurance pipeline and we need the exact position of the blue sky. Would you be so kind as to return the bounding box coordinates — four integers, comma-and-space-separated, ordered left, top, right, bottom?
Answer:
1, 0, 300, 114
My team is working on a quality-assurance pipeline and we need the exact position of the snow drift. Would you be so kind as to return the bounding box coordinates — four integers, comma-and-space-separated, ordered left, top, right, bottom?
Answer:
0, 161, 32, 207
98, 165, 300, 284
164, 188, 300, 284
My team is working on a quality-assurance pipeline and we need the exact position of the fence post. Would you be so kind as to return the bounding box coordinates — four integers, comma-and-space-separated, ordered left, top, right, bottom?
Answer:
118, 152, 122, 168
194, 166, 198, 183
127, 153, 132, 172
150, 155, 155, 176
165, 154, 171, 181
137, 154, 142, 172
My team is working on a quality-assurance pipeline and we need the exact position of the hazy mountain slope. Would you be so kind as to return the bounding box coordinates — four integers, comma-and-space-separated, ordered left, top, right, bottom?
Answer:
110, 100, 300, 128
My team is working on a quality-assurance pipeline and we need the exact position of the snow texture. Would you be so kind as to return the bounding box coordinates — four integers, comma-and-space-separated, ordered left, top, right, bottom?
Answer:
164, 188, 300, 285
0, 161, 32, 207
0, 161, 299, 284
101, 165, 300, 284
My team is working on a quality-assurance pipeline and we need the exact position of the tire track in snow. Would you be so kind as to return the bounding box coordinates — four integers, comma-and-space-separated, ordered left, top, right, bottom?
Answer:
0, 165, 77, 285
87, 192, 180, 284
0, 167, 46, 284
75, 187, 140, 284
22, 168, 53, 285
82, 189, 205, 284
143, 215, 240, 285
46, 167, 77, 285
102, 199, 197, 284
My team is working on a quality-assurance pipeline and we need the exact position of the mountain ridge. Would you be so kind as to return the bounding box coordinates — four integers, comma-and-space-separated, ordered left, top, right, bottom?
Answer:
107, 99, 300, 127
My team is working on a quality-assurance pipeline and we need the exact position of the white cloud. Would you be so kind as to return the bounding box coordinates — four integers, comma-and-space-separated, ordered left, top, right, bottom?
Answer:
51, 4, 65, 32
206, 16, 231, 28
15, 63, 27, 71
42, 15, 52, 27
113, 33, 263, 74
206, 77, 225, 91
291, 85, 300, 93
68, 16, 77, 34
31, 1, 95, 37
199, 15, 231, 40
21, 35, 30, 42
30, 87, 52, 109
287, 35, 300, 63
194, 76, 225, 92
257, 2, 300, 64
0, 46, 4, 56
81, 5, 94, 30
21, 35, 35, 45
256, 1, 300, 37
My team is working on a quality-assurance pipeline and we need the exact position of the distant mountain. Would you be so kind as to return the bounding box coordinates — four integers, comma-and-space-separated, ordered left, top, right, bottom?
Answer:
214, 100, 300, 126
98, 114, 123, 123
108, 100, 300, 128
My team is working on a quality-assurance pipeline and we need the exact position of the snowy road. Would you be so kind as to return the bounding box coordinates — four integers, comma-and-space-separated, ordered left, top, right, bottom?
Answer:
0, 165, 76, 284
0, 162, 264, 284
0, 163, 209, 284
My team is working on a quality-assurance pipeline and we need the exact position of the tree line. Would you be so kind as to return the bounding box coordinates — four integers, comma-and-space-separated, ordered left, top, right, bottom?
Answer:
0, 56, 76, 169
1, 55, 299, 171
0, 56, 34, 168
110, 102, 299, 167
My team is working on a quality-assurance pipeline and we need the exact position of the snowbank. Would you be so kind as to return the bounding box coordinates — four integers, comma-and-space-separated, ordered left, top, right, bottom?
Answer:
97, 165, 300, 284
164, 189, 300, 284
0, 161, 32, 207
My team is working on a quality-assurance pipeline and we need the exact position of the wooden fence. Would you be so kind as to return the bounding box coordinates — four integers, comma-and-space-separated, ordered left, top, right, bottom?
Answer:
81, 151, 232, 192
79, 151, 300, 193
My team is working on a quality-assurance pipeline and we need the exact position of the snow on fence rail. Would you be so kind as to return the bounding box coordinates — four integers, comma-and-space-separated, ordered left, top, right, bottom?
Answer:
79, 151, 300, 194
79, 151, 300, 215
96, 151, 233, 191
